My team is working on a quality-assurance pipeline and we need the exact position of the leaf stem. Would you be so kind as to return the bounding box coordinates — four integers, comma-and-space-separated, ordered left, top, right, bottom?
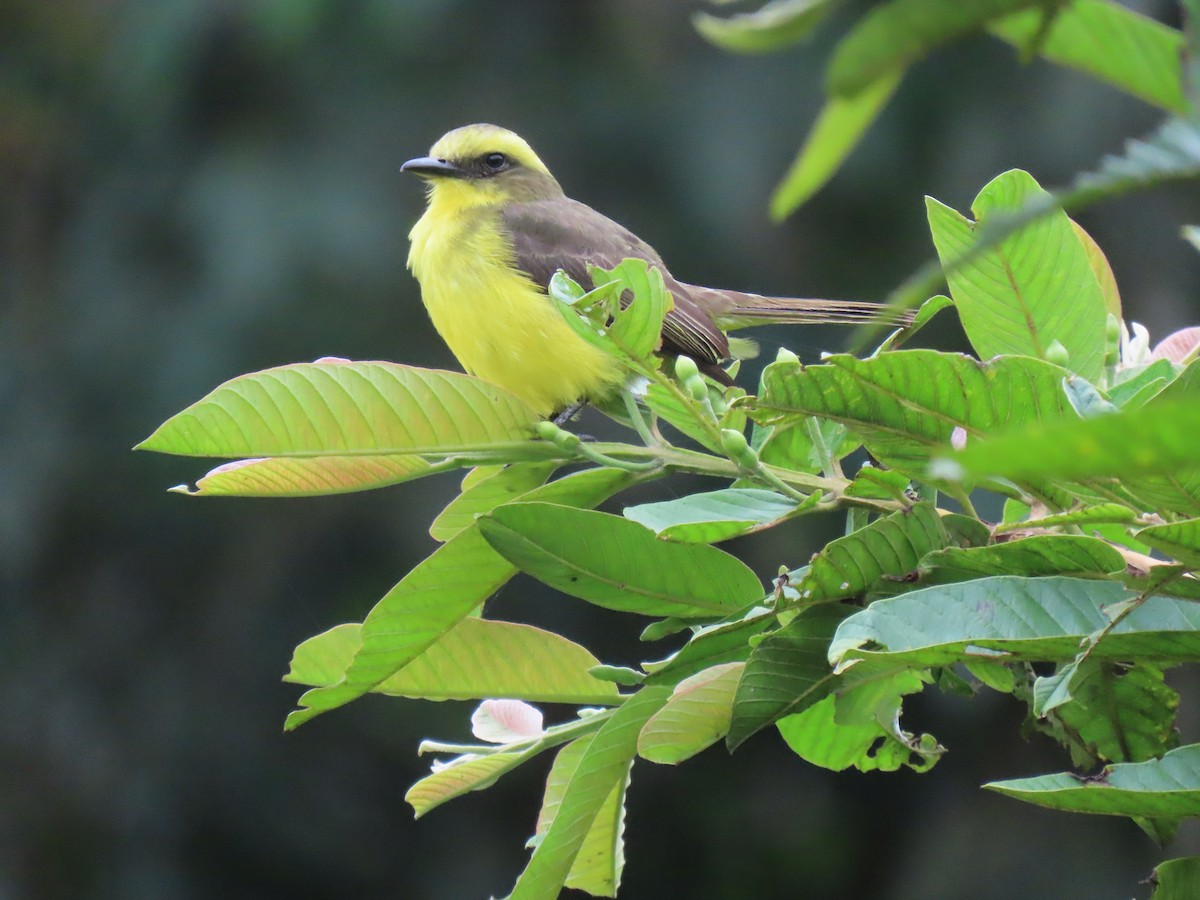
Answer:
805, 417, 843, 479
622, 388, 661, 448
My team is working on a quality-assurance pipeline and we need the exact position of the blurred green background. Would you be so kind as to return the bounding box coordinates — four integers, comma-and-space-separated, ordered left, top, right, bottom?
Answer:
4, 1, 1200, 897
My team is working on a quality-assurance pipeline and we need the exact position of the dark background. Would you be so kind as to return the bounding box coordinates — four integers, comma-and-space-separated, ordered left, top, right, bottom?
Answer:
4, 1, 1200, 898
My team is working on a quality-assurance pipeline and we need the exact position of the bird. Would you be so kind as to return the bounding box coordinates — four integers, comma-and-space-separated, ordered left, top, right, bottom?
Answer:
401, 123, 909, 419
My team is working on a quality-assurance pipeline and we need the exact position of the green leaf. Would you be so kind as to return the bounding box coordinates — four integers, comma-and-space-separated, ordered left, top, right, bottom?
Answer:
405, 751, 528, 819
644, 382, 724, 453
727, 604, 853, 749
985, 743, 1200, 818
1150, 857, 1200, 900
826, 0, 1044, 96
169, 453, 434, 497
285, 469, 635, 728
994, 503, 1136, 532
917, 535, 1126, 584
881, 121, 1200, 327
776, 669, 932, 771
137, 361, 540, 457
843, 465, 912, 501
755, 416, 853, 475
770, 68, 902, 219
480, 503, 763, 618
548, 271, 626, 355
926, 170, 1108, 381
694, 0, 838, 55
643, 613, 775, 686
286, 526, 516, 729
638, 663, 745, 764
1139, 519, 1200, 567
1031, 660, 1082, 716
430, 462, 560, 541
1066, 119, 1200, 211
535, 737, 629, 897
990, 0, 1187, 113
285, 619, 620, 705
1071, 219, 1122, 319
754, 351, 1074, 476
829, 576, 1200, 671
942, 397, 1200, 514
624, 488, 801, 543
521, 466, 646, 508
591, 258, 673, 361
797, 502, 951, 602
508, 686, 671, 900
1052, 660, 1179, 764
873, 293, 953, 353
1109, 359, 1178, 408
965, 658, 1015, 693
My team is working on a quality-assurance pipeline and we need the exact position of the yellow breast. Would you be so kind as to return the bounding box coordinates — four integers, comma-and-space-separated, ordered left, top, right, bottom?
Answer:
407, 198, 625, 417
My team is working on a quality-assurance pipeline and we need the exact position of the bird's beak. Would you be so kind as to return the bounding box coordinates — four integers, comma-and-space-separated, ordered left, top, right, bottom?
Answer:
400, 156, 465, 179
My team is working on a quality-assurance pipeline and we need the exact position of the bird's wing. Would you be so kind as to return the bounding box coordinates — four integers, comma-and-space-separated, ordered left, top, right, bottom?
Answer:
501, 199, 729, 368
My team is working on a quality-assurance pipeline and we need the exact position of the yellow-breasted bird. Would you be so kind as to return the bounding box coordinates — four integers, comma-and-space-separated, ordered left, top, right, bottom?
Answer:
402, 123, 908, 418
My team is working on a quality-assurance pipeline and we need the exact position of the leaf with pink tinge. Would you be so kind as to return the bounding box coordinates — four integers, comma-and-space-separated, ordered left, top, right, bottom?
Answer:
1152, 327, 1200, 364
638, 662, 745, 764
172, 454, 433, 496
472, 699, 546, 743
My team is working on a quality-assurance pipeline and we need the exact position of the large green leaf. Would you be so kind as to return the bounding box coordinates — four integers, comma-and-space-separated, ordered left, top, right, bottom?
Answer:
694, 0, 838, 54
753, 351, 1073, 475
942, 397, 1200, 515
285, 619, 620, 705
170, 453, 434, 497
770, 68, 902, 219
285, 526, 515, 729
285, 469, 636, 728
535, 737, 629, 897
480, 503, 763, 618
882, 120, 1200, 328
638, 663, 745, 764
985, 743, 1200, 817
927, 169, 1108, 381
826, 0, 1043, 96
917, 535, 1126, 584
990, 0, 1187, 113
726, 604, 853, 750
508, 686, 671, 900
797, 502, 951, 602
624, 488, 801, 543
1052, 660, 1178, 764
137, 361, 540, 457
829, 576, 1200, 671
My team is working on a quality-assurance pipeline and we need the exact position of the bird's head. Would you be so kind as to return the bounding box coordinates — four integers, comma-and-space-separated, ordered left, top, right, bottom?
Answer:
401, 124, 563, 210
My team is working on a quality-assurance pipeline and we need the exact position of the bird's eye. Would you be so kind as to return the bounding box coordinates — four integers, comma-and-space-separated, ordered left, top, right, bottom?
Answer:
483, 152, 508, 171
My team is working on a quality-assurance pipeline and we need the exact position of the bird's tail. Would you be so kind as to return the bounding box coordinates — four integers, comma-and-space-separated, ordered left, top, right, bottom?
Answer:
693, 287, 915, 331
